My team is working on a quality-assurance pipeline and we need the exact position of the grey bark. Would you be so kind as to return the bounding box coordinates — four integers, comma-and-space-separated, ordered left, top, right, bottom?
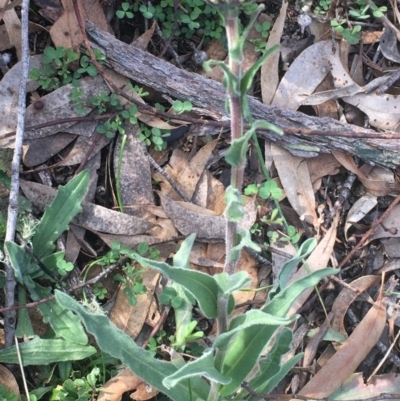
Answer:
85, 20, 400, 169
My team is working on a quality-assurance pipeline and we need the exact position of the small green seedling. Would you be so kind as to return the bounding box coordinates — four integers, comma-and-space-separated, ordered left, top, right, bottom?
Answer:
93, 283, 108, 300
255, 21, 271, 38
116, 2, 134, 18
138, 125, 170, 151
159, 286, 184, 308
244, 180, 282, 200
172, 100, 193, 113
342, 25, 362, 45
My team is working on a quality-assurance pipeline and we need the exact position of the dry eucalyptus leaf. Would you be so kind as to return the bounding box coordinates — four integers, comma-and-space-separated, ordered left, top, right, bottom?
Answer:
298, 297, 386, 399
272, 40, 331, 109
57, 132, 110, 167
331, 275, 379, 344
177, 139, 218, 200
260, 0, 287, 105
370, 204, 400, 241
23, 133, 77, 167
272, 145, 318, 227
113, 127, 154, 219
380, 27, 400, 63
358, 164, 400, 196
110, 269, 160, 339
0, 365, 20, 401
159, 192, 256, 242
0, 55, 42, 146
344, 193, 378, 241
97, 368, 144, 401
24, 75, 109, 141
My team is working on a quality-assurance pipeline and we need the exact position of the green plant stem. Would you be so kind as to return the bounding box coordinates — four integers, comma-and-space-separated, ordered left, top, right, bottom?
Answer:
116, 133, 127, 213
224, 9, 244, 277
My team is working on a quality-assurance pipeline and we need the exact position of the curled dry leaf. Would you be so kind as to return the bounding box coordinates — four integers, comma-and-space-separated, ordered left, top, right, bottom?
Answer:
272, 145, 318, 228
370, 204, 400, 241
358, 164, 400, 197
298, 296, 386, 399
97, 368, 145, 401
344, 193, 378, 241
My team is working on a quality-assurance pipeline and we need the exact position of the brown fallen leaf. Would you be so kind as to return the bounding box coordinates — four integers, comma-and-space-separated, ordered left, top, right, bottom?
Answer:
97, 368, 145, 401
110, 269, 160, 339
331, 275, 379, 343
0, 365, 20, 401
298, 295, 386, 398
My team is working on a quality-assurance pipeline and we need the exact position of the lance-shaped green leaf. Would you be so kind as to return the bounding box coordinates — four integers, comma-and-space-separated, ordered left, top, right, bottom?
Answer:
163, 349, 231, 389
224, 186, 244, 222
224, 128, 253, 167
55, 291, 210, 401
203, 60, 238, 94
32, 285, 88, 345
173, 234, 195, 269
256, 353, 303, 395
264, 268, 339, 316
241, 45, 280, 97
278, 237, 317, 289
214, 271, 250, 296
219, 268, 338, 396
32, 170, 89, 259
248, 328, 298, 393
0, 337, 96, 365
237, 4, 265, 58
5, 241, 31, 284
15, 285, 34, 338
134, 255, 219, 318
214, 310, 298, 349
227, 229, 261, 263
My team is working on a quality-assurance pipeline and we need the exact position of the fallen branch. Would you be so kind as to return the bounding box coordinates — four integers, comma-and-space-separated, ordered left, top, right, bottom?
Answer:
85, 20, 400, 169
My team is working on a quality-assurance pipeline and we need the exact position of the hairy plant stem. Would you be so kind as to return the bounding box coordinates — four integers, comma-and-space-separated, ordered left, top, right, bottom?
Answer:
224, 9, 243, 278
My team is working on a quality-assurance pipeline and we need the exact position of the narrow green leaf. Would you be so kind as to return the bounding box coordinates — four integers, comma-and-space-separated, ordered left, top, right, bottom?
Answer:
5, 241, 31, 284
203, 60, 238, 94
31, 285, 88, 345
214, 310, 298, 349
224, 186, 244, 222
173, 234, 195, 269
55, 291, 210, 401
256, 353, 303, 394
134, 255, 219, 318
264, 268, 339, 316
248, 328, 294, 391
225, 129, 253, 167
241, 45, 279, 96
15, 285, 34, 338
214, 271, 250, 296
219, 324, 279, 396
219, 268, 338, 395
163, 349, 231, 389
32, 170, 89, 259
237, 4, 265, 54
278, 238, 317, 289
0, 337, 96, 365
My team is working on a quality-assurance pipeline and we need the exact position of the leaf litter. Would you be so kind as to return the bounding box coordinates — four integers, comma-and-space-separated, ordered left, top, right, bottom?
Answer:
4, 0, 400, 399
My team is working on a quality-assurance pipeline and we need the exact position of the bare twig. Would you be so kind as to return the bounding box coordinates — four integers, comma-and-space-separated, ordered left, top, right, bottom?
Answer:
3, 0, 30, 348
